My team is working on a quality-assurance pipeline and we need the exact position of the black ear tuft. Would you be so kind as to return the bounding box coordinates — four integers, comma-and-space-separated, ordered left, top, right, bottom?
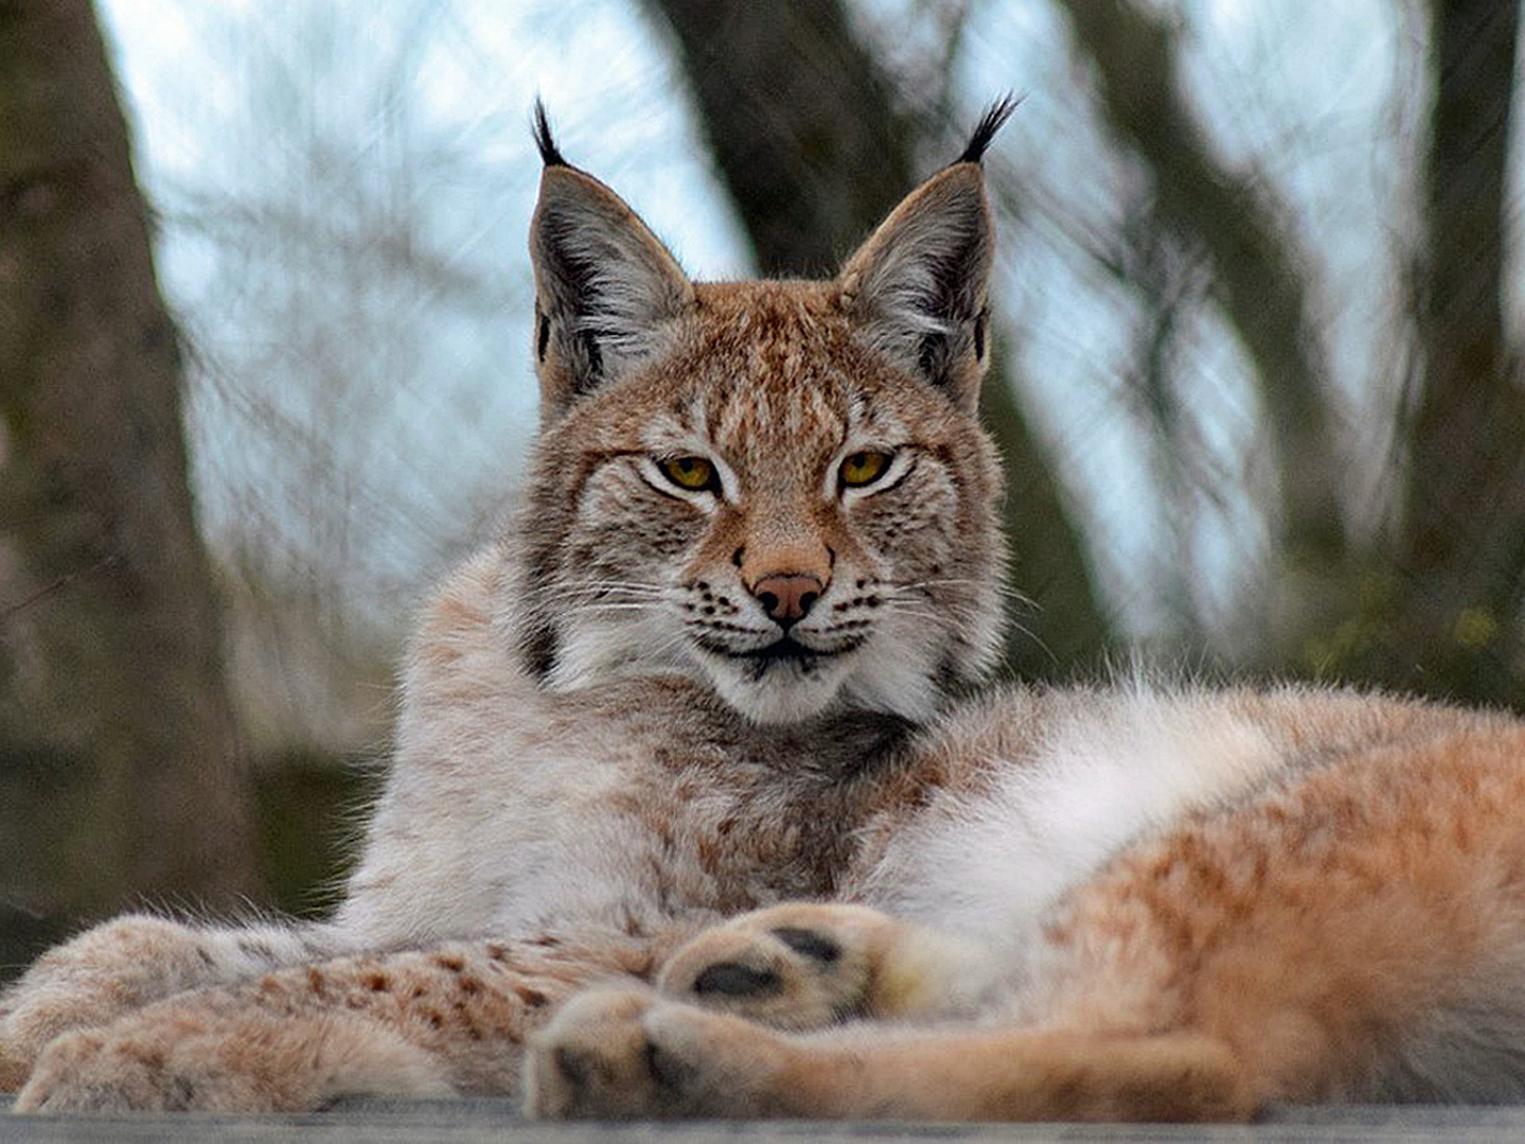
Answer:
956, 94, 1022, 165
532, 98, 569, 168
529, 151, 695, 411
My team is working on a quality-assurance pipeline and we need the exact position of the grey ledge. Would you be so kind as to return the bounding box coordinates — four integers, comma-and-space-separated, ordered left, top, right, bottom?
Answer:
6, 1099, 1525, 1142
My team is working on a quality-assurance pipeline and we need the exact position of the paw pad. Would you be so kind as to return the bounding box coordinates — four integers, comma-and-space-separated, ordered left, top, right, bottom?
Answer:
692, 963, 782, 998
771, 927, 840, 964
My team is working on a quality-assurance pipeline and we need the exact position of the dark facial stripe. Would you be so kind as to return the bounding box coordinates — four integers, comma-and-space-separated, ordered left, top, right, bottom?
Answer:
517, 616, 560, 680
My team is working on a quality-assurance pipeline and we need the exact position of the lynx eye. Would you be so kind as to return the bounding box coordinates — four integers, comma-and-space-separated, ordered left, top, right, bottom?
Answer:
660, 456, 717, 492
839, 451, 893, 489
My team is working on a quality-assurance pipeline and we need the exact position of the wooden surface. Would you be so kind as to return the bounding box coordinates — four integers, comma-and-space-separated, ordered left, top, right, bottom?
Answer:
7, 1098, 1525, 1141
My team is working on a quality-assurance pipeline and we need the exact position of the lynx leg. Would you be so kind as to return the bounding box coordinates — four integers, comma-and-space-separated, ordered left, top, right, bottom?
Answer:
528, 987, 1255, 1122
10, 932, 658, 1112
784, 1026, 1256, 1122
657, 902, 1000, 1029
1, 914, 335, 1091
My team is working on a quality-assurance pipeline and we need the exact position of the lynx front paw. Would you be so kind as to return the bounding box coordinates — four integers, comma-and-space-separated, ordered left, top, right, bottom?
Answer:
1, 915, 211, 1089
15, 1027, 196, 1113
656, 903, 902, 1029
524, 986, 798, 1120
13, 1003, 451, 1113
657, 902, 1002, 1029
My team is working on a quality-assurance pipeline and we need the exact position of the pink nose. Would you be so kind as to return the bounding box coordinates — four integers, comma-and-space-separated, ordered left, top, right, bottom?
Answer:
751, 573, 825, 627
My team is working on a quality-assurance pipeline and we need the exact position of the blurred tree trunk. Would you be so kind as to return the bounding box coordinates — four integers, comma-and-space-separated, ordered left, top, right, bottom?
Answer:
1056, 0, 1350, 656
647, 0, 1114, 676
1058, 0, 1525, 706
1394, 0, 1525, 703
0, 0, 261, 951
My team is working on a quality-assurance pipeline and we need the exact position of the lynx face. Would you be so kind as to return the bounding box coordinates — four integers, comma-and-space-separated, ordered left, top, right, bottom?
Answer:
513, 110, 1010, 725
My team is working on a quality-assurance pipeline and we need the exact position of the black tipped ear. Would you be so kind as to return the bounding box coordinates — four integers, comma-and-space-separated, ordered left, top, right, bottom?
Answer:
837, 163, 996, 411
957, 95, 1021, 165
528, 143, 694, 415
531, 98, 569, 168
836, 101, 1015, 410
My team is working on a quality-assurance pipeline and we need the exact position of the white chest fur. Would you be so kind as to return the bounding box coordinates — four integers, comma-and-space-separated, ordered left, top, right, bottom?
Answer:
855, 690, 1289, 952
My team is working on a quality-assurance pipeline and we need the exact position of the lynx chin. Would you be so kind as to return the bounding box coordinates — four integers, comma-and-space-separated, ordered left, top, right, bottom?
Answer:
5, 99, 1525, 1125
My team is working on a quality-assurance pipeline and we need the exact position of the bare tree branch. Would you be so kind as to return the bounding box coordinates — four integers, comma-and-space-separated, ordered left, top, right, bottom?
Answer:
1055, 0, 1349, 631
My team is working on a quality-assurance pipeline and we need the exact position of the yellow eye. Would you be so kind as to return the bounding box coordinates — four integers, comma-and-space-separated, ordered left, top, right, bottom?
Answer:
839, 451, 892, 488
661, 456, 716, 492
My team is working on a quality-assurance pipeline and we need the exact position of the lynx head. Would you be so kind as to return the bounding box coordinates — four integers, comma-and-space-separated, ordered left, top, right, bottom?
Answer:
512, 102, 1014, 726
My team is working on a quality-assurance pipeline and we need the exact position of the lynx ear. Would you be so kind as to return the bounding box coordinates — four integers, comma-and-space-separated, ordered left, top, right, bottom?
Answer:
837, 101, 1015, 411
528, 110, 694, 413
837, 164, 994, 410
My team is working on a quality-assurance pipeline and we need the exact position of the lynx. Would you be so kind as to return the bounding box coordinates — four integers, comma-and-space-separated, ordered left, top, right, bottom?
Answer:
5, 101, 1525, 1122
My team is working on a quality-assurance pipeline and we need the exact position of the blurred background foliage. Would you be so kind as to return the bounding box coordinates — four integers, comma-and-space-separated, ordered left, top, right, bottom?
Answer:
1, 0, 1522, 977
